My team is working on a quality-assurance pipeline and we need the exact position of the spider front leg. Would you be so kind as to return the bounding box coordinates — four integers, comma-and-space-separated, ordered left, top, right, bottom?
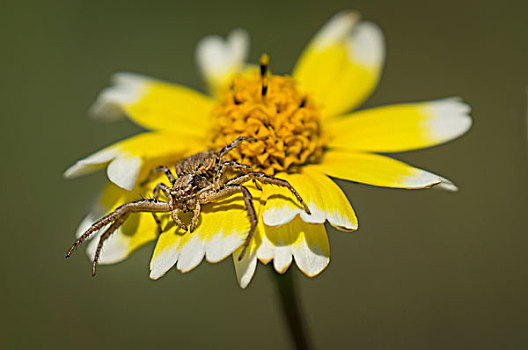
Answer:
214, 135, 256, 189
218, 136, 257, 158
214, 137, 258, 190
224, 161, 251, 170
66, 200, 172, 276
66, 207, 126, 259
92, 213, 129, 276
226, 173, 311, 214
199, 184, 257, 260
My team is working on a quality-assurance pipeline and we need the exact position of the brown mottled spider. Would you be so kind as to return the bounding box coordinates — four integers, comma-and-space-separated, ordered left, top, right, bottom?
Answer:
66, 136, 311, 276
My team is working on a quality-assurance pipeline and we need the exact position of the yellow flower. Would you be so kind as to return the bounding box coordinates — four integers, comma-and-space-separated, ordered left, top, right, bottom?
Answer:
65, 11, 471, 288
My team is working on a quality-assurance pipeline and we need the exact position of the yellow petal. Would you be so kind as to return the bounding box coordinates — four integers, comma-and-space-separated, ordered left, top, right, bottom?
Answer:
262, 171, 357, 231
312, 151, 443, 189
150, 185, 261, 278
64, 131, 202, 190
196, 29, 250, 96
90, 72, 214, 135
326, 98, 472, 152
293, 11, 384, 118
77, 182, 160, 265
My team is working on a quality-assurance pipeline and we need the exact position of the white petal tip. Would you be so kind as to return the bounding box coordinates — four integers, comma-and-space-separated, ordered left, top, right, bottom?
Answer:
314, 11, 361, 48
435, 178, 459, 192
425, 98, 473, 141
205, 232, 245, 263
149, 272, 162, 280
63, 163, 85, 179
258, 257, 272, 265
237, 273, 252, 289
347, 21, 385, 68
292, 229, 330, 277
175, 235, 205, 273
196, 28, 249, 86
149, 251, 179, 280
403, 170, 442, 189
89, 72, 149, 121
233, 252, 257, 289
63, 148, 118, 179
273, 256, 293, 274
106, 156, 142, 191
331, 223, 358, 232
149, 268, 170, 280
274, 264, 292, 275
297, 257, 330, 278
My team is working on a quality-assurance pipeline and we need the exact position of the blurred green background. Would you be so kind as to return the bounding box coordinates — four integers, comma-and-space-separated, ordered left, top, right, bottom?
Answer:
2, 0, 527, 348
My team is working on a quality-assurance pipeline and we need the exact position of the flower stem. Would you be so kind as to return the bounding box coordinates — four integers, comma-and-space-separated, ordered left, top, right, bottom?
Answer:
273, 268, 313, 350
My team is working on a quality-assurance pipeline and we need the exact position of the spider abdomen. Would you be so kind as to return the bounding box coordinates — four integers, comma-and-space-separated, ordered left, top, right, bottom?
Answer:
175, 151, 218, 177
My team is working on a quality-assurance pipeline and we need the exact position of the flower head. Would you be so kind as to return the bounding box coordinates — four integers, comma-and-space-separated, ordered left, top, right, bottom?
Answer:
65, 11, 471, 288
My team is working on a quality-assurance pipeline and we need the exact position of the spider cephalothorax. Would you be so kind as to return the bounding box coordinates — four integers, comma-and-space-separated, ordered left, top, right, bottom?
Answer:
66, 136, 311, 276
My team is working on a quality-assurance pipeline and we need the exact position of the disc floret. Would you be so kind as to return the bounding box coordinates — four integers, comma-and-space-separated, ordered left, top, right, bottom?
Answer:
210, 55, 325, 175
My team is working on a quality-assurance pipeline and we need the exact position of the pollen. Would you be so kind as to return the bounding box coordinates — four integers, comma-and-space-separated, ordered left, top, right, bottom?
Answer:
209, 55, 325, 175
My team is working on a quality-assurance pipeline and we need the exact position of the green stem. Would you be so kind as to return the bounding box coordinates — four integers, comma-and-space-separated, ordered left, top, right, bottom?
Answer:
273, 268, 313, 350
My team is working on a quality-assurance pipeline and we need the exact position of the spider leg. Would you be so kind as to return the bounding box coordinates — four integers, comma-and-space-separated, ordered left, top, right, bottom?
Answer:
189, 202, 201, 232
226, 173, 311, 215
252, 179, 262, 191
218, 136, 256, 158
224, 161, 251, 170
237, 186, 258, 260
66, 207, 125, 259
152, 182, 171, 201
213, 137, 255, 190
66, 200, 171, 261
152, 182, 173, 233
92, 213, 129, 276
139, 165, 177, 187
213, 160, 252, 190
171, 209, 188, 232
199, 185, 257, 260
224, 162, 263, 190
151, 213, 163, 234
153, 166, 177, 186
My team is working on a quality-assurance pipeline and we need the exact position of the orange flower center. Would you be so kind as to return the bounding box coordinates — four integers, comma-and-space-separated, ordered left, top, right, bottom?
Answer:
209, 56, 324, 175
